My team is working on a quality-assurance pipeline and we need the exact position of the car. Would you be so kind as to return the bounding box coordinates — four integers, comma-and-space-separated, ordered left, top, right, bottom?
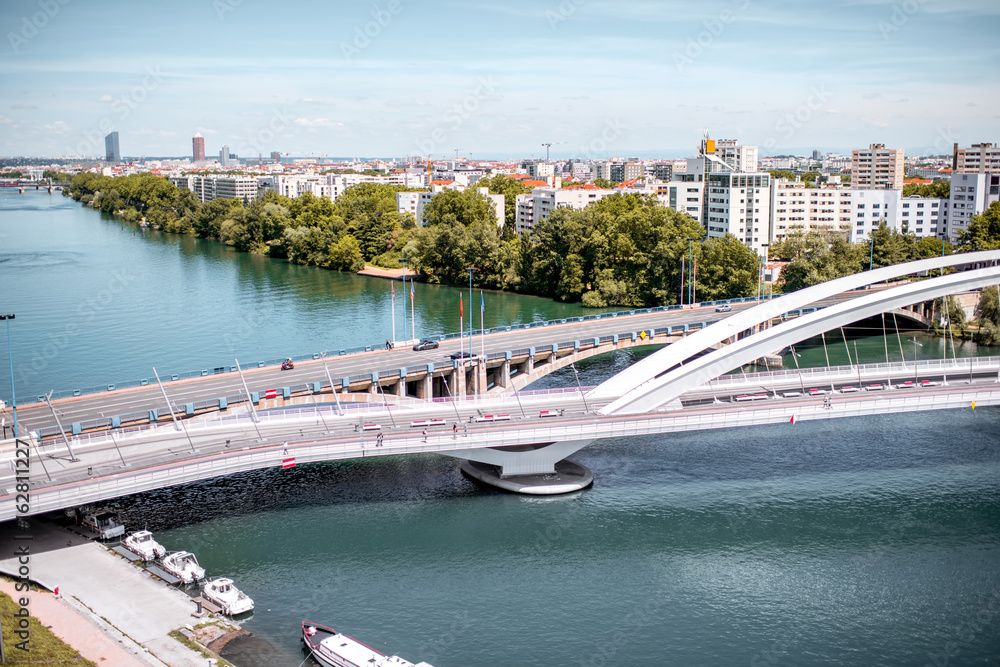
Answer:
449, 350, 478, 360
413, 339, 439, 351
715, 304, 732, 312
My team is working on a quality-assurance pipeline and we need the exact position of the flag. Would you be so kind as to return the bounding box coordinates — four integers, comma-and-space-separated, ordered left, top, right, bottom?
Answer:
971, 400, 976, 410
410, 279, 414, 301
789, 415, 795, 424
480, 290, 484, 314
282, 457, 296, 469
391, 281, 395, 301
460, 295, 463, 318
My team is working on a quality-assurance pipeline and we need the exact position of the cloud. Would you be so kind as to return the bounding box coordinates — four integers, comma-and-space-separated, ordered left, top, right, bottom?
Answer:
861, 116, 889, 127
0, 115, 13, 125
293, 118, 345, 128
97, 94, 112, 103
43, 120, 70, 133
862, 92, 881, 100
10, 104, 36, 110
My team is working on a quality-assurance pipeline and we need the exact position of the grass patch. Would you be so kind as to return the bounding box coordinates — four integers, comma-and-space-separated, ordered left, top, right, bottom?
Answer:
167, 630, 232, 667
0, 590, 96, 665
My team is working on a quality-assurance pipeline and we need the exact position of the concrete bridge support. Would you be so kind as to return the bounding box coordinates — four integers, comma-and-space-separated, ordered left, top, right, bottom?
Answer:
443, 439, 594, 495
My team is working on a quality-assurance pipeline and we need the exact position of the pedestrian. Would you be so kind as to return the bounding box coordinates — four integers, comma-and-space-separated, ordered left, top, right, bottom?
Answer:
282, 441, 288, 456
463, 423, 468, 438
422, 428, 427, 443
385, 340, 390, 350
376, 431, 383, 447
453, 423, 458, 439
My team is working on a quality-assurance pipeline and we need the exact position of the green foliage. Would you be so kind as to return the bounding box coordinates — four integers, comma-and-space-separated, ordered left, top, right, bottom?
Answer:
902, 180, 950, 198
915, 236, 953, 259
870, 220, 917, 269
327, 234, 366, 271
593, 178, 614, 189
767, 170, 796, 181
769, 230, 830, 261
0, 590, 97, 665
935, 295, 967, 329
802, 171, 820, 186
778, 236, 866, 292
976, 285, 998, 325
694, 235, 759, 301
957, 201, 1000, 251
421, 188, 497, 228
0, 170, 22, 178
477, 174, 530, 234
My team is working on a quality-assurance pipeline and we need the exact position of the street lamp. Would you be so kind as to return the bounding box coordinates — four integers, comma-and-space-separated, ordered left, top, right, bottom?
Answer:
1, 314, 16, 439
869, 233, 876, 272
761, 243, 770, 302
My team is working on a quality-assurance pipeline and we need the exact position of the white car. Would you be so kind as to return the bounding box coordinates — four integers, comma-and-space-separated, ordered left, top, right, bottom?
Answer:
715, 304, 732, 312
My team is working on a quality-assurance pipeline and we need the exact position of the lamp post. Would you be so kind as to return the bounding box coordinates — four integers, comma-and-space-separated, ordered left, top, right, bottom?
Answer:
1, 314, 15, 439
686, 238, 694, 306
761, 243, 770, 302
869, 233, 876, 272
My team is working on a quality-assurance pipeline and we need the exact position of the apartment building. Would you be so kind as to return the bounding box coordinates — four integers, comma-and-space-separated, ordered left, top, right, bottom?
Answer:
169, 174, 263, 203
943, 172, 1000, 239
851, 143, 904, 189
771, 179, 854, 240
514, 187, 622, 235
397, 184, 504, 228
955, 143, 1000, 174
705, 172, 772, 253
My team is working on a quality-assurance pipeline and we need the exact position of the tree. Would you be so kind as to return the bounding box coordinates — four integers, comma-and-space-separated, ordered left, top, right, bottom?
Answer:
870, 220, 917, 269
957, 201, 1000, 251
767, 169, 795, 181
326, 235, 365, 272
769, 230, 829, 261
915, 236, 952, 259
476, 174, 530, 235
421, 188, 496, 228
902, 180, 950, 198
593, 178, 614, 189
694, 234, 759, 301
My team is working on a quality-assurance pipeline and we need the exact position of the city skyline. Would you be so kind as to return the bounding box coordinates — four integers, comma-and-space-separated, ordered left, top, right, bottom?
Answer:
1, 0, 998, 158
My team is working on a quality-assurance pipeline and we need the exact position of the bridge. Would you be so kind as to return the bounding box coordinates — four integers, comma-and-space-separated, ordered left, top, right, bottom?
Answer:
2, 251, 999, 516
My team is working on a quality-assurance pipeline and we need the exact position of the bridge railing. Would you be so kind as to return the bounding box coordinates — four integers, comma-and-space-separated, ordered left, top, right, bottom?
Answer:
35, 296, 778, 403
709, 355, 1000, 389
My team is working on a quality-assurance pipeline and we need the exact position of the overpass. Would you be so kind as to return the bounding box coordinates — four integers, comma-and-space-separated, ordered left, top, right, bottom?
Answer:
3, 251, 998, 513
14, 289, 928, 440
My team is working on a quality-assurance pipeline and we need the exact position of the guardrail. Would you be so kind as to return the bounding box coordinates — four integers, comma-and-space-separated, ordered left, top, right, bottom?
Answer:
33, 295, 778, 403
8, 382, 998, 522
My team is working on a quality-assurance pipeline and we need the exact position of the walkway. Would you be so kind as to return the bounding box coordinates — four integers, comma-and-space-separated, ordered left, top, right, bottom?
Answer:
0, 521, 210, 666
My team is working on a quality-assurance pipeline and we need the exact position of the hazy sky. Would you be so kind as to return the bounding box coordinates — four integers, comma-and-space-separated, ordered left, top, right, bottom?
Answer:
1, 0, 998, 159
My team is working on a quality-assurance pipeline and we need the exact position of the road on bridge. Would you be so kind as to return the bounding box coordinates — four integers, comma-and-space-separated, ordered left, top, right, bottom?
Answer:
10, 290, 877, 435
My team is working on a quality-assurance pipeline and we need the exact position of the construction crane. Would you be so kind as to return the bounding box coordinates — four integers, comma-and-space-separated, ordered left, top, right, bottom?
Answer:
542, 142, 564, 161
453, 148, 463, 160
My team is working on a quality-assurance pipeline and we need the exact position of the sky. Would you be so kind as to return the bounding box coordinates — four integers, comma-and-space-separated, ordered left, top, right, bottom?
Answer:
0, 0, 998, 160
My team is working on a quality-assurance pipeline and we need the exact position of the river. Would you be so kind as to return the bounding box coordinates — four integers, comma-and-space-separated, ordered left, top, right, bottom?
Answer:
3, 190, 1000, 666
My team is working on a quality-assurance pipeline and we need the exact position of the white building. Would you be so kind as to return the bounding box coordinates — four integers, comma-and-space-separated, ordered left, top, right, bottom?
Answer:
771, 179, 854, 241
169, 174, 263, 203
398, 184, 504, 228
898, 195, 944, 238
943, 172, 1000, 240
515, 187, 621, 235
705, 172, 772, 252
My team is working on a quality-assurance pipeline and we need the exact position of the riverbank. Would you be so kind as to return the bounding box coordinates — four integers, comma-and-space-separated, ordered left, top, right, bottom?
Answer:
0, 519, 241, 666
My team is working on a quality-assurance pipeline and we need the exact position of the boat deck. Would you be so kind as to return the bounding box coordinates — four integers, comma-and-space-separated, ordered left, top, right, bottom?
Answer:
145, 564, 183, 585
111, 545, 143, 562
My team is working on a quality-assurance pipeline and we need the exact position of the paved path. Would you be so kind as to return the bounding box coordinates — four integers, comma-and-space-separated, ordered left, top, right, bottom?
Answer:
0, 520, 210, 666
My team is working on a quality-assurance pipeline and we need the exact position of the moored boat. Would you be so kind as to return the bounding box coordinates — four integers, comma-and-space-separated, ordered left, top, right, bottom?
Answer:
161, 551, 205, 584
122, 530, 166, 561
80, 511, 125, 540
203, 577, 254, 615
302, 621, 435, 667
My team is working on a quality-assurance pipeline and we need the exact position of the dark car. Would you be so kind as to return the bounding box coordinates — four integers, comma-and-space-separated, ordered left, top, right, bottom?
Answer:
449, 350, 477, 360
413, 339, 439, 351
715, 304, 732, 312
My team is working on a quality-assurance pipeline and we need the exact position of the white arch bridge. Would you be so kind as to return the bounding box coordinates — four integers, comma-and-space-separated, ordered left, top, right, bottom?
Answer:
3, 251, 1000, 514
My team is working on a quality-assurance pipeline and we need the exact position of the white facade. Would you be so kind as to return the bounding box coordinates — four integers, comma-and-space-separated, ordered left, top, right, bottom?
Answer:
771, 179, 854, 241
660, 180, 704, 220
704, 172, 772, 253
400, 185, 504, 227
169, 175, 263, 203
850, 188, 902, 241
944, 172, 1000, 240
898, 196, 944, 238
515, 187, 622, 235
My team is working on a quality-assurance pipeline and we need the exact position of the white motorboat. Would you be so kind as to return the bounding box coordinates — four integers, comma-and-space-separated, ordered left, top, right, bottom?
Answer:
203, 578, 254, 615
80, 511, 125, 540
161, 551, 205, 584
122, 530, 166, 561
302, 621, 435, 667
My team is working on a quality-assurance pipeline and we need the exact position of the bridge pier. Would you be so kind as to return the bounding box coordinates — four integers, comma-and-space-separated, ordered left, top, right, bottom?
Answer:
444, 439, 594, 495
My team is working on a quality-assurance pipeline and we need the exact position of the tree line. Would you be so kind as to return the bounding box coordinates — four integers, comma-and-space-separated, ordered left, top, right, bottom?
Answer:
66, 173, 1000, 312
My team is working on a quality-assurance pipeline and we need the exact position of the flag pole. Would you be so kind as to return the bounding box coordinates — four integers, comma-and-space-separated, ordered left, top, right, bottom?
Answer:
391, 282, 396, 346
480, 291, 485, 358
410, 279, 415, 342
